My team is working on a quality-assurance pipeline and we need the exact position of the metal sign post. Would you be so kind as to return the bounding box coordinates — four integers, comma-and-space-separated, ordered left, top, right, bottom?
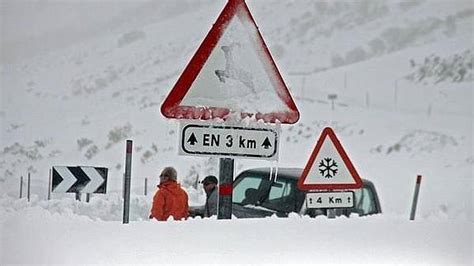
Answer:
410, 175, 422, 220
48, 169, 52, 200
328, 94, 338, 111
123, 140, 133, 224
218, 158, 234, 220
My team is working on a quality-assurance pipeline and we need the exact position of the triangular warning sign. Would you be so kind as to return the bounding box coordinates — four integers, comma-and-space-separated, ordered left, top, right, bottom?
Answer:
298, 127, 363, 190
160, 0, 299, 124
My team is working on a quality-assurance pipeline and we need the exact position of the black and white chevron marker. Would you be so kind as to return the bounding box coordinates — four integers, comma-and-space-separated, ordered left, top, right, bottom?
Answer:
52, 166, 107, 193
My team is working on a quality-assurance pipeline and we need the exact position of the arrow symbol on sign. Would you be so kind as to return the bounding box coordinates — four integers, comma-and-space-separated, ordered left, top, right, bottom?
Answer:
53, 166, 77, 193
261, 137, 272, 149
80, 166, 105, 193
187, 133, 198, 145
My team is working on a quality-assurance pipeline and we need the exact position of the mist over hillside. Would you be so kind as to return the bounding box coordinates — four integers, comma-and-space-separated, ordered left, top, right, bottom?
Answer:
1, 0, 212, 62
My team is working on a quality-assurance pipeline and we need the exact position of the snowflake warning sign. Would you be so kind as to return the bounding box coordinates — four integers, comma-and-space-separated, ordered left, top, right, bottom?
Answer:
297, 127, 363, 190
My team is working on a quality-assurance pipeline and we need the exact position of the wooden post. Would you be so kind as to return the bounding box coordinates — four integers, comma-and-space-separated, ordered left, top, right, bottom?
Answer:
48, 169, 52, 200
27, 172, 31, 202
123, 140, 133, 224
144, 178, 148, 196
19, 176, 23, 199
86, 193, 91, 203
410, 175, 422, 220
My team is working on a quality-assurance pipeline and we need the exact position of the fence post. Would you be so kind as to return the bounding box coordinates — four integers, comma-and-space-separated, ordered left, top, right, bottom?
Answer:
48, 169, 52, 200
86, 193, 91, 203
27, 172, 31, 202
410, 175, 422, 220
123, 140, 133, 224
19, 176, 23, 198
144, 178, 148, 196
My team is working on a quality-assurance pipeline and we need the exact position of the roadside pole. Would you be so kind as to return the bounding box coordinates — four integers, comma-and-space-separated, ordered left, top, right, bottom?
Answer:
19, 176, 23, 198
123, 140, 133, 224
218, 158, 234, 220
410, 175, 422, 220
144, 178, 148, 196
48, 169, 52, 200
27, 172, 31, 202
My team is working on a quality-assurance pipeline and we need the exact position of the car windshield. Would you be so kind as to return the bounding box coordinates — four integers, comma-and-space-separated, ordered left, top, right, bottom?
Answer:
233, 173, 303, 213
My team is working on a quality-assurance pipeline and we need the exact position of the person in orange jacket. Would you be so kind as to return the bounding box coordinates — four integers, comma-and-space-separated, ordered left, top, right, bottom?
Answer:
150, 167, 189, 221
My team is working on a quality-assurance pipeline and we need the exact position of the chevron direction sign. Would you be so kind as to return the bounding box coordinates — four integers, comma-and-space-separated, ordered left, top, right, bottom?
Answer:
52, 166, 108, 193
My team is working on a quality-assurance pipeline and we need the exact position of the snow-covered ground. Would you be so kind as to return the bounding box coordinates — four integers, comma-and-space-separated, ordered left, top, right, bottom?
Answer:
1, 0, 473, 265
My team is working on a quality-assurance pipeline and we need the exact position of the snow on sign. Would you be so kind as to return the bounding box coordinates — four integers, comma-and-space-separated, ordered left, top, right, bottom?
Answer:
160, 0, 299, 124
297, 127, 363, 190
179, 121, 279, 160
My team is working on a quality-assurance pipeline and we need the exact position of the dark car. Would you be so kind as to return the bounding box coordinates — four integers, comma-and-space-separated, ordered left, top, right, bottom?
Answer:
191, 167, 382, 218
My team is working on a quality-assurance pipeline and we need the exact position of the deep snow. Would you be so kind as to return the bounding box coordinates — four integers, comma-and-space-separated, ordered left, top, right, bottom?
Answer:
1, 0, 473, 265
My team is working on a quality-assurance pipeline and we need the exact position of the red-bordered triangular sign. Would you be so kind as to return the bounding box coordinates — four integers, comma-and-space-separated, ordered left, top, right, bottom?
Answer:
298, 127, 363, 190
160, 0, 299, 124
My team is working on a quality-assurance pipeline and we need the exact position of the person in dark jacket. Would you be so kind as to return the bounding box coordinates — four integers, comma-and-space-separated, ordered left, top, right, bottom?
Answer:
201, 175, 218, 217
150, 167, 189, 221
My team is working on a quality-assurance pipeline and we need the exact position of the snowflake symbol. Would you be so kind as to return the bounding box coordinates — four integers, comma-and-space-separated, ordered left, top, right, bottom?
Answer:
319, 157, 338, 178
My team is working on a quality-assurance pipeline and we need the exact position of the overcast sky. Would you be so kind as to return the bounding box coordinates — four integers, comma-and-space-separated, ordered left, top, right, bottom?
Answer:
0, 0, 208, 62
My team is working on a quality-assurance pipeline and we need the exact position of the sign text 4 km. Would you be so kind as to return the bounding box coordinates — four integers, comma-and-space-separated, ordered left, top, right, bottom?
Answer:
179, 122, 279, 160
306, 191, 354, 209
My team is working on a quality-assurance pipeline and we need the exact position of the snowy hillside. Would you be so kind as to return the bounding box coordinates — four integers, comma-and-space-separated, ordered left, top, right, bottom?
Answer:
1, 0, 473, 264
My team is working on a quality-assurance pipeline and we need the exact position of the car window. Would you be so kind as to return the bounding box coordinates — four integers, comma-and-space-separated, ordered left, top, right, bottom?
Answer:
233, 176, 264, 204
268, 179, 292, 200
261, 178, 299, 213
353, 187, 377, 215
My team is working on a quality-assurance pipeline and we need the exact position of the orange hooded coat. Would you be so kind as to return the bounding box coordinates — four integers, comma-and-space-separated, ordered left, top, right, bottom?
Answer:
150, 181, 189, 221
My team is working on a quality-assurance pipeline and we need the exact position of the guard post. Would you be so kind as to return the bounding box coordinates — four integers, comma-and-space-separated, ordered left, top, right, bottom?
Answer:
19, 176, 23, 199
48, 169, 52, 200
123, 140, 133, 224
218, 158, 234, 219
27, 172, 31, 202
410, 175, 422, 221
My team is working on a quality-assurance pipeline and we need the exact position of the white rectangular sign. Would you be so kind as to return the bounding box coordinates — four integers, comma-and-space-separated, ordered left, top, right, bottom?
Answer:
306, 191, 354, 209
179, 121, 279, 160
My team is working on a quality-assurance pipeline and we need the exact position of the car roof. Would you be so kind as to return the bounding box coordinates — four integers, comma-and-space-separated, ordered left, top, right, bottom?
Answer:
240, 167, 303, 179
238, 167, 372, 184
